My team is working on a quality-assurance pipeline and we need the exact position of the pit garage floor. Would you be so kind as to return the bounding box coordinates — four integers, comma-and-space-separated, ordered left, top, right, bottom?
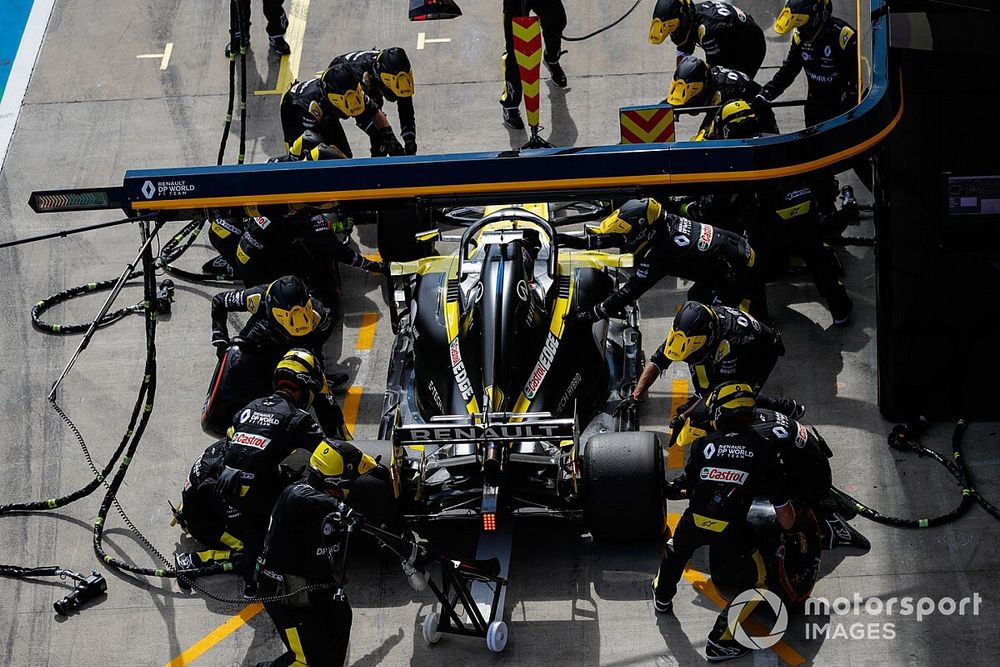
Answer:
1, 2, 998, 666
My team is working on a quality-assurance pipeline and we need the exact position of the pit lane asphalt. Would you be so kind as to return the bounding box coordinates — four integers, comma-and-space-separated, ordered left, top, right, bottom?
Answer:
1, 1, 998, 666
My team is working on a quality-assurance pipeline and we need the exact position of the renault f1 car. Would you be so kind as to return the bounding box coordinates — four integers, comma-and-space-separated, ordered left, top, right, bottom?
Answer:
378, 203, 666, 540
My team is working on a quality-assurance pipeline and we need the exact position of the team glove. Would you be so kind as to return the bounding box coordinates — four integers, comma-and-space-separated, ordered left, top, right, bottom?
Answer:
553, 233, 589, 249
212, 338, 230, 360
215, 466, 252, 499
562, 304, 604, 326
402, 129, 417, 155
329, 501, 364, 529
751, 94, 771, 113
368, 462, 392, 483
354, 255, 389, 275
612, 395, 641, 417
374, 127, 404, 157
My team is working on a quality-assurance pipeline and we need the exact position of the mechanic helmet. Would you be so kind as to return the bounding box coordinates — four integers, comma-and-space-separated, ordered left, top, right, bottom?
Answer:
273, 348, 325, 408
589, 198, 664, 246
375, 47, 414, 100
289, 130, 348, 161
707, 382, 757, 429
265, 276, 319, 337
668, 56, 710, 106
712, 100, 762, 140
663, 301, 718, 362
773, 0, 831, 39
307, 441, 378, 494
321, 64, 367, 117
649, 0, 695, 44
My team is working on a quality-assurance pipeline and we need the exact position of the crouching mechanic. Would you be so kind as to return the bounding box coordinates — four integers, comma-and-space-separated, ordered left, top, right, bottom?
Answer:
172, 439, 245, 574
210, 275, 351, 410
330, 47, 418, 155
666, 56, 778, 140
559, 198, 764, 325
673, 389, 868, 553
232, 210, 388, 301
255, 442, 381, 667
617, 300, 803, 419
217, 349, 375, 597
280, 64, 404, 160
653, 384, 794, 662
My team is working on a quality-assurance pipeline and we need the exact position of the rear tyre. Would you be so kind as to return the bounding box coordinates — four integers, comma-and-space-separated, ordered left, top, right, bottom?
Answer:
584, 431, 664, 541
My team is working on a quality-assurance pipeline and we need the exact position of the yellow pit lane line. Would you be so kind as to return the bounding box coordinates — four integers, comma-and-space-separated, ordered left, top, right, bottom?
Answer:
163, 309, 378, 667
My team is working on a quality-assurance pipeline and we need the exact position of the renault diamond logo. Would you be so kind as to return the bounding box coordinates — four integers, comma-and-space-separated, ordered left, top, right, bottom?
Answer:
141, 180, 155, 199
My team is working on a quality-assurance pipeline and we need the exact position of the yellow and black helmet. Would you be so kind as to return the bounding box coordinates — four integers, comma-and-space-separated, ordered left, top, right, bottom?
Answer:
713, 100, 762, 140
650, 0, 695, 44
321, 64, 367, 117
668, 55, 710, 106
273, 348, 325, 408
288, 130, 348, 161
265, 276, 319, 337
307, 441, 379, 493
589, 198, 663, 241
375, 47, 414, 100
773, 0, 831, 39
663, 301, 718, 362
707, 382, 757, 428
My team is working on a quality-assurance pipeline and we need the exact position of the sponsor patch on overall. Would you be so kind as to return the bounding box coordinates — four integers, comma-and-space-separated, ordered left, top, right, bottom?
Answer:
700, 466, 749, 484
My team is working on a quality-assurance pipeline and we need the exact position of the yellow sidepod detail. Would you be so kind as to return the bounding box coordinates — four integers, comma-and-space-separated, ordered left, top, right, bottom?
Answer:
442, 276, 480, 415
512, 268, 576, 414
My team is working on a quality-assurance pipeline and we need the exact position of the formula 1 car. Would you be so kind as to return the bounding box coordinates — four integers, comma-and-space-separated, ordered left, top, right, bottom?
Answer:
374, 202, 666, 650
379, 202, 665, 537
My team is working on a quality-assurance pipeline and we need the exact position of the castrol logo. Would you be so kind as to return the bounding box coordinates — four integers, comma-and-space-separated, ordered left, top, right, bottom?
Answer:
699, 466, 748, 485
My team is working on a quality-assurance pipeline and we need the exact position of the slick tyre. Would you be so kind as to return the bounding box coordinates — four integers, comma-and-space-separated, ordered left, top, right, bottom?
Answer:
584, 431, 664, 541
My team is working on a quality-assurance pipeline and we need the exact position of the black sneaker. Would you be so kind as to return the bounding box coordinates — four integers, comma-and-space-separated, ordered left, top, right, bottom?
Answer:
243, 580, 259, 599
544, 56, 567, 88
706, 638, 750, 662
789, 401, 806, 420
327, 371, 350, 390
651, 579, 673, 614
830, 295, 854, 327
502, 106, 525, 130
269, 35, 291, 55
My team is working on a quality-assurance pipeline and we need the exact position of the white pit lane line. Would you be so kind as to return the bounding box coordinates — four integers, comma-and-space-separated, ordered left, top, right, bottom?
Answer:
0, 0, 57, 170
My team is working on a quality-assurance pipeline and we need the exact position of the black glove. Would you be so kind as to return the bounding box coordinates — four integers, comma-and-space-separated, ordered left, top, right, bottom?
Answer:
375, 127, 404, 157
369, 463, 392, 483
404, 139, 417, 155
554, 233, 589, 249
331, 502, 364, 529
751, 94, 771, 115
612, 395, 640, 417
212, 338, 230, 360
215, 466, 251, 499
563, 305, 601, 326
